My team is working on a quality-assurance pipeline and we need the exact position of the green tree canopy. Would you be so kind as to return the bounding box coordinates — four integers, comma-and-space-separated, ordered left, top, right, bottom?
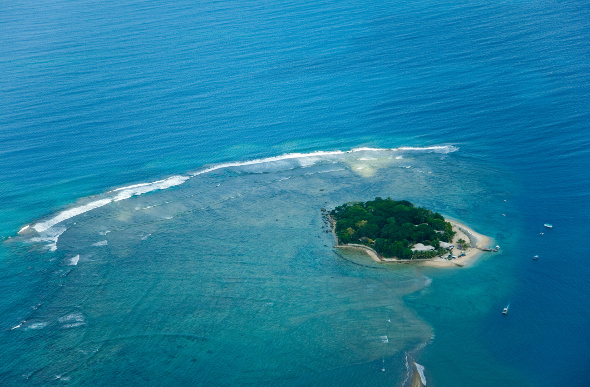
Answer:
330, 198, 455, 259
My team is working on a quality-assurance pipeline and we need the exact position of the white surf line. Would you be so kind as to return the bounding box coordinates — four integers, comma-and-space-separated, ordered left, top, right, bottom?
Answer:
25, 146, 457, 234
415, 362, 427, 385
190, 150, 349, 176
31, 176, 188, 233
399, 145, 458, 153
189, 146, 456, 177
32, 198, 112, 233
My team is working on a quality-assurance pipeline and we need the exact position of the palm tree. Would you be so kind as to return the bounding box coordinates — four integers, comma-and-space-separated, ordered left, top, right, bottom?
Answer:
457, 238, 467, 249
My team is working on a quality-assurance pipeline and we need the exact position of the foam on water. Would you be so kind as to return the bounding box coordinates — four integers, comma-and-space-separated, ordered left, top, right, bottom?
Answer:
415, 362, 427, 385
191, 150, 347, 176
29, 226, 67, 252
92, 241, 108, 247
398, 146, 458, 154
59, 313, 85, 329
112, 175, 189, 201
402, 355, 410, 386
25, 322, 48, 331
32, 199, 112, 233
20, 146, 456, 245
190, 146, 455, 177
69, 255, 80, 265
30, 176, 189, 235
61, 322, 85, 329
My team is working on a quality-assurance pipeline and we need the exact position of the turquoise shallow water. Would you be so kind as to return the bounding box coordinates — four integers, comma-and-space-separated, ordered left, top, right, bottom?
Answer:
3, 148, 520, 385
2, 0, 590, 385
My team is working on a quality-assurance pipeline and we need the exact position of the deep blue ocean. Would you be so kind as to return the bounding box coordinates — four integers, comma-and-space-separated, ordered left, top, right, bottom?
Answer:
2, 0, 589, 385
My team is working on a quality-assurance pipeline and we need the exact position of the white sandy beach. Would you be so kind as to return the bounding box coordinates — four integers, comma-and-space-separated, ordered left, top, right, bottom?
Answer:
334, 219, 491, 268
421, 220, 491, 268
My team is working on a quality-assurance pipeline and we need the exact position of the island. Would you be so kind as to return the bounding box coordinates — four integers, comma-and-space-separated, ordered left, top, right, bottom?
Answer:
326, 197, 491, 267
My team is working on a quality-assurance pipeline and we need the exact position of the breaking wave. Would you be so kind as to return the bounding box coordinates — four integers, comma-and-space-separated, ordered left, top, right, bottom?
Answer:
27, 176, 189, 234
18, 146, 458, 248
69, 255, 80, 266
415, 362, 427, 385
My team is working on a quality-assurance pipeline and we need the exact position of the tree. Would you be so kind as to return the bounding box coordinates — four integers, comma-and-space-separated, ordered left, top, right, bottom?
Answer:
330, 197, 454, 259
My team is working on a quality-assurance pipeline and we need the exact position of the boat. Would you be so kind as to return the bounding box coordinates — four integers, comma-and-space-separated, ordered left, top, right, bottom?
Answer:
502, 305, 509, 314
544, 223, 553, 228
533, 255, 539, 260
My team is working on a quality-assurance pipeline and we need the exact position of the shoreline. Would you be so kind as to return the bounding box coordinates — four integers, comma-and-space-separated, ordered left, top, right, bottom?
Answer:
334, 244, 383, 263
421, 219, 491, 268
331, 215, 492, 268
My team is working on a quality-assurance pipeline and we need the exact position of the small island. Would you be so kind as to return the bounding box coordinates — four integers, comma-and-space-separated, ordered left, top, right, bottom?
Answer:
327, 197, 491, 267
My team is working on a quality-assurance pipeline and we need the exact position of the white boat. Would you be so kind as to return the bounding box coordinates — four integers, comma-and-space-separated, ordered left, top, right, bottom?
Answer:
502, 305, 509, 314
533, 255, 539, 260
544, 223, 553, 228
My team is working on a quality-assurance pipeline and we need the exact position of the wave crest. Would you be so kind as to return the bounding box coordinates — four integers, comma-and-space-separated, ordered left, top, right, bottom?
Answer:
22, 145, 458, 241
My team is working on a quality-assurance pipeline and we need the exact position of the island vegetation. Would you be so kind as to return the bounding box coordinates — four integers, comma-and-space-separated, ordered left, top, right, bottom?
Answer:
330, 197, 455, 259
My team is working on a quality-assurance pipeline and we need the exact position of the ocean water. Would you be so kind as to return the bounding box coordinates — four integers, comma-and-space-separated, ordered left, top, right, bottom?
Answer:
1, 0, 589, 385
